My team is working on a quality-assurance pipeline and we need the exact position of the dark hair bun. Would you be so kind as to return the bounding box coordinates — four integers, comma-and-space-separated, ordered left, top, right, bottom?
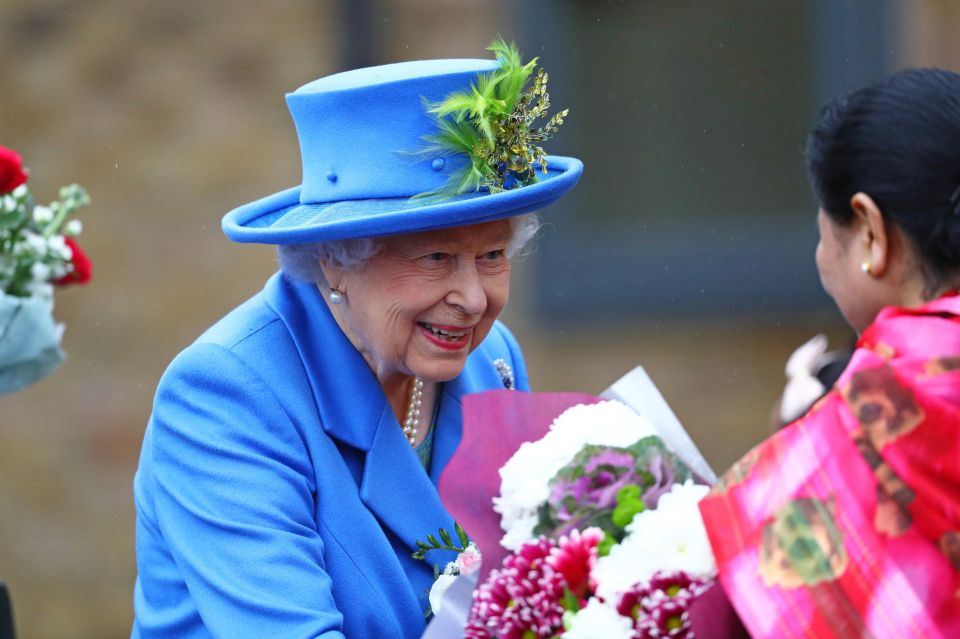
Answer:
806, 68, 960, 288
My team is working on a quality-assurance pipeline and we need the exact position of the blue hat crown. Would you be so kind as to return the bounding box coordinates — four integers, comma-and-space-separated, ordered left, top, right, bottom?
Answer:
222, 55, 582, 244
287, 59, 497, 205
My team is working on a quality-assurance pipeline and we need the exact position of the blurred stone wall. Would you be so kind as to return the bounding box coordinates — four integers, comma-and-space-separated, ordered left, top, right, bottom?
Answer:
1, 2, 331, 636
1, 1, 958, 638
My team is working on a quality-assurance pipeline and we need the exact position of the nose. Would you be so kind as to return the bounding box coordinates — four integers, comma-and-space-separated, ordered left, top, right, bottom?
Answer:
445, 261, 487, 316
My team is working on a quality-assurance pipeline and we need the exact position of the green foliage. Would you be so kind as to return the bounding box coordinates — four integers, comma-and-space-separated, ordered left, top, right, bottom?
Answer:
560, 586, 581, 613
420, 38, 569, 197
597, 534, 617, 558
412, 522, 471, 561
612, 484, 646, 528
0, 183, 89, 297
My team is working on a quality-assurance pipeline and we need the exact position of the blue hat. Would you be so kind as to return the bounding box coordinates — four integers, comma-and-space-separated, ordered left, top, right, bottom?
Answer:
222, 56, 583, 244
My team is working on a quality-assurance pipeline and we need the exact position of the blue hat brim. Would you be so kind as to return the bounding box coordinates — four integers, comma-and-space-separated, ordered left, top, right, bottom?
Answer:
222, 156, 582, 244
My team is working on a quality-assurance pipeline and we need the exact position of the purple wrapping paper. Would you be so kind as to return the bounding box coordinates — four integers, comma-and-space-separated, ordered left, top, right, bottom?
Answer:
439, 390, 600, 580
688, 581, 751, 638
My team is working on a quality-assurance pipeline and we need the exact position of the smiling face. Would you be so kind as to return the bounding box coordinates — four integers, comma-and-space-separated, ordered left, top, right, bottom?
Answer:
325, 219, 513, 387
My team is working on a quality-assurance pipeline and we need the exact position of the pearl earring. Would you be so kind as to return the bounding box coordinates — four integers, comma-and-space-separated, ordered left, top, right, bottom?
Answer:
860, 261, 872, 275
328, 288, 345, 304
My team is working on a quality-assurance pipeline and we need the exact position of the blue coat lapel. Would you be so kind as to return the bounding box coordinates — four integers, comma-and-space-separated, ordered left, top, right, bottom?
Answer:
361, 402, 457, 557
264, 273, 380, 450
264, 274, 458, 567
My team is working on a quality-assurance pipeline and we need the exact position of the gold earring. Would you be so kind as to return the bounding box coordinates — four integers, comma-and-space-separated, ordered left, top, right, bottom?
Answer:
860, 260, 872, 275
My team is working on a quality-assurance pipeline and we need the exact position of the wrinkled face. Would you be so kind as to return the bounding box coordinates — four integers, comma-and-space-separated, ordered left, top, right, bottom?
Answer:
815, 208, 876, 332
335, 219, 513, 384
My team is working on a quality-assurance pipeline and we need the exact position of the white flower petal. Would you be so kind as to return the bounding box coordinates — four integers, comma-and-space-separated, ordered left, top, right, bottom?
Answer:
562, 598, 633, 639
593, 480, 715, 601
30, 261, 51, 283
32, 205, 53, 224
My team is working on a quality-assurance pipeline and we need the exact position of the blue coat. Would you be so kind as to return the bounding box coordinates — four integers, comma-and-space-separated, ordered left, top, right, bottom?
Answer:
132, 273, 529, 639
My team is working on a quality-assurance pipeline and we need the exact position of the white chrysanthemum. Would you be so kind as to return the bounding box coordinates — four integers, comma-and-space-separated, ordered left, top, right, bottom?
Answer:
562, 598, 633, 639
494, 400, 656, 550
32, 205, 53, 224
593, 480, 715, 601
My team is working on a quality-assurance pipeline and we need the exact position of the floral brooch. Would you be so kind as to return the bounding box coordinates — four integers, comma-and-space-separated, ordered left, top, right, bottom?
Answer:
420, 38, 569, 197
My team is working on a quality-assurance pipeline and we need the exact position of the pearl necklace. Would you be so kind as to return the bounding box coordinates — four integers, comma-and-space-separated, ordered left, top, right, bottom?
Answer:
402, 377, 424, 446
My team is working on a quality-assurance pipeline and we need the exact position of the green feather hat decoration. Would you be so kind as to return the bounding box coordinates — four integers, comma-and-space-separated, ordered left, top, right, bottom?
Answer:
419, 38, 569, 197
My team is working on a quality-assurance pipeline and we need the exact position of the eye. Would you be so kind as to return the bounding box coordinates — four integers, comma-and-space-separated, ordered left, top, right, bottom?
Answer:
480, 249, 506, 261
425, 252, 448, 262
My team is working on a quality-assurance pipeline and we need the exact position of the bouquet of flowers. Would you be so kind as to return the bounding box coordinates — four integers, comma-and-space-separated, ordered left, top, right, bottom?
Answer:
422, 369, 747, 639
0, 145, 91, 394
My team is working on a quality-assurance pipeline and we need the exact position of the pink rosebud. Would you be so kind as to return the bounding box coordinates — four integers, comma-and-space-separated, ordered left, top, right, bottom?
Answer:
457, 545, 482, 575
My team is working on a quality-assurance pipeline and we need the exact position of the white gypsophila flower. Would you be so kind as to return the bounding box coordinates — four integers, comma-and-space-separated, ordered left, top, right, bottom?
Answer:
47, 234, 72, 261
30, 261, 51, 283
50, 263, 70, 280
592, 480, 715, 601
494, 400, 657, 550
32, 205, 54, 224
12, 184, 28, 198
561, 598, 633, 639
25, 232, 48, 256
2, 195, 16, 212
64, 219, 83, 236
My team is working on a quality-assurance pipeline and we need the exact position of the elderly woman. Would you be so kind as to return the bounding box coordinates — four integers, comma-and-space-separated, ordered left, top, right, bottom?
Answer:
131, 46, 581, 639
700, 68, 960, 638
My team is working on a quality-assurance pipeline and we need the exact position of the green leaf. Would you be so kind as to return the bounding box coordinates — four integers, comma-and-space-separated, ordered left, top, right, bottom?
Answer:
455, 522, 470, 547
560, 587, 581, 613
439, 527, 453, 546
597, 535, 617, 557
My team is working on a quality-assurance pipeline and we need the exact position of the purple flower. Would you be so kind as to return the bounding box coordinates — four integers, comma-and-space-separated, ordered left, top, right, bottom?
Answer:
639, 452, 677, 510
545, 449, 639, 536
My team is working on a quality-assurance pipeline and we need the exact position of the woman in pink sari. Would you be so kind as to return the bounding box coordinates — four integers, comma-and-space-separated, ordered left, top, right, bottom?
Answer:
700, 69, 960, 638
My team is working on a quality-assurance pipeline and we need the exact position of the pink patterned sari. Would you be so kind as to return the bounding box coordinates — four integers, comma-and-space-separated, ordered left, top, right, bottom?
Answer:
700, 294, 960, 638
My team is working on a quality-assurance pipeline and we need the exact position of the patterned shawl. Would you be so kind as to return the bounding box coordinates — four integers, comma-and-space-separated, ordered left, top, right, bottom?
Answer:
700, 294, 960, 638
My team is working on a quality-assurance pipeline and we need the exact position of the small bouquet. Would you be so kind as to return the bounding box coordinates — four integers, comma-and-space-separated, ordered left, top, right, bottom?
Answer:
423, 369, 747, 639
0, 146, 91, 394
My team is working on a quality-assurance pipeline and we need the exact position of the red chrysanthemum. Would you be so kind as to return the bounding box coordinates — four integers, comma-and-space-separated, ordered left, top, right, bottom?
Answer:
547, 527, 604, 601
616, 570, 710, 639
53, 237, 92, 286
0, 146, 29, 194
465, 538, 567, 639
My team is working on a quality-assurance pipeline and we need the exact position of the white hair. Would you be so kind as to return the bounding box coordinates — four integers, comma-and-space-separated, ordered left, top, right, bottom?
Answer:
277, 212, 541, 285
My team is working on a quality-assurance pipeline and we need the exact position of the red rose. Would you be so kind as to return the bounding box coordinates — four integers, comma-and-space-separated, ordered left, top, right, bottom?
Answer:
0, 146, 29, 194
54, 237, 93, 286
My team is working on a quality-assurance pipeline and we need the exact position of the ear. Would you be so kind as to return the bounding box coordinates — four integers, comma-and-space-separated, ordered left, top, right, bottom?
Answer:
319, 259, 345, 292
849, 192, 890, 277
